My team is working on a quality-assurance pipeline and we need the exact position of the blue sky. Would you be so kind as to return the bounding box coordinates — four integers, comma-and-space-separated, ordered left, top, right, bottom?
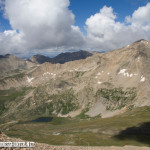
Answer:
69, 0, 150, 33
1, 0, 149, 33
0, 0, 150, 57
0, 15, 10, 32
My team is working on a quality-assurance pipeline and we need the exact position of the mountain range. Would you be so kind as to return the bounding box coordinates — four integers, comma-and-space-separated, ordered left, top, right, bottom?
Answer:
29, 50, 93, 64
0, 39, 150, 122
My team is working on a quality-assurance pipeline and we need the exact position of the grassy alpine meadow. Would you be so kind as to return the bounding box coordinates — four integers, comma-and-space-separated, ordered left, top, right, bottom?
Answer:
1, 106, 150, 146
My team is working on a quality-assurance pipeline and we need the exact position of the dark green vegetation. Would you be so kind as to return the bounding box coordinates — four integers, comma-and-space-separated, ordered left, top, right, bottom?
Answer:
0, 87, 79, 123
31, 88, 79, 116
76, 108, 90, 119
0, 84, 147, 147
1, 106, 150, 146
96, 87, 137, 110
0, 86, 137, 124
0, 87, 32, 116
49, 89, 79, 115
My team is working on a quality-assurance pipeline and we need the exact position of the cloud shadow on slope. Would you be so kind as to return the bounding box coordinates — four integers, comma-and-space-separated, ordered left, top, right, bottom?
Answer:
114, 122, 150, 146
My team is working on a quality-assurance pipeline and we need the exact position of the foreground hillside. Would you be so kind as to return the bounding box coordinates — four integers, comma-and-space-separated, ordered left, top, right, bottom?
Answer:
1, 134, 150, 150
0, 133, 150, 150
1, 106, 150, 147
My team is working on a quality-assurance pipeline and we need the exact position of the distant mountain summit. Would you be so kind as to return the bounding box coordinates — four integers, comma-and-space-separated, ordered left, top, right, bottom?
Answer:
0, 50, 93, 73
30, 54, 50, 64
29, 50, 93, 64
0, 54, 16, 59
134, 39, 148, 43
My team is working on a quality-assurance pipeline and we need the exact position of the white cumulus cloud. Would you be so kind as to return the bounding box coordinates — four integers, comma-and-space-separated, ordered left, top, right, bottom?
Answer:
0, 1, 150, 56
85, 4, 150, 51
0, 30, 24, 55
0, 0, 85, 56
127, 3, 150, 35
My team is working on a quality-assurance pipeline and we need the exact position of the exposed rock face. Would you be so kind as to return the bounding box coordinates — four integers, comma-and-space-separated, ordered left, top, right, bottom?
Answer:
0, 40, 150, 122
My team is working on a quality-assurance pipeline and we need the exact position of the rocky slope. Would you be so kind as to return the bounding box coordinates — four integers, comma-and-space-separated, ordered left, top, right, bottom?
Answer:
0, 39, 150, 122
0, 54, 35, 74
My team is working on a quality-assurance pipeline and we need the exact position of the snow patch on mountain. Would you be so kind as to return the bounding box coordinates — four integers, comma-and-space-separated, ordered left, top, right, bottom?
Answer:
98, 81, 102, 84
118, 69, 138, 77
27, 77, 34, 84
140, 76, 145, 82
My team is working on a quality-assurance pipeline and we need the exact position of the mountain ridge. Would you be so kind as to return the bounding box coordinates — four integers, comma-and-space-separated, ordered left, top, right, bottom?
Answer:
0, 50, 93, 74
0, 39, 150, 122
29, 50, 93, 64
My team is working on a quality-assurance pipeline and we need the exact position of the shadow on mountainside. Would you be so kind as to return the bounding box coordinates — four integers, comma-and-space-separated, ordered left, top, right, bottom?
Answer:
114, 122, 150, 146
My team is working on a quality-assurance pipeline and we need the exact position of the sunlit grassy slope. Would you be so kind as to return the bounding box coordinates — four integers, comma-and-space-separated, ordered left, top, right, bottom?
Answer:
2, 106, 150, 147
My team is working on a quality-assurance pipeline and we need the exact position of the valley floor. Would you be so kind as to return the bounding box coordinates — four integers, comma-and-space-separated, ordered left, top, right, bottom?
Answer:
1, 106, 150, 149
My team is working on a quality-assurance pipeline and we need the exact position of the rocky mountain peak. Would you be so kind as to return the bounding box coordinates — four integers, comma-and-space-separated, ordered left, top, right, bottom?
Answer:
124, 39, 150, 56
5, 54, 13, 57
30, 54, 50, 64
132, 39, 149, 47
134, 39, 148, 43
0, 54, 15, 59
29, 50, 93, 64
